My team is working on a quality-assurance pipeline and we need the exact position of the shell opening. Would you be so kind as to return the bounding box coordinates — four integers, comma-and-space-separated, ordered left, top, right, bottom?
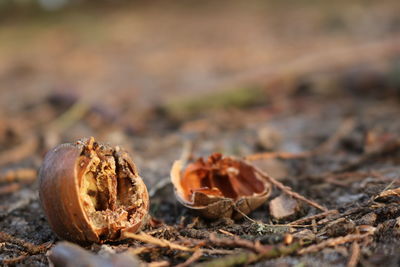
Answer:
78, 139, 144, 239
180, 153, 265, 202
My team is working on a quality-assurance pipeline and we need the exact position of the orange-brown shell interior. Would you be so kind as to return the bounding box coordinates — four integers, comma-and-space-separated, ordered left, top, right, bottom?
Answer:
179, 153, 265, 202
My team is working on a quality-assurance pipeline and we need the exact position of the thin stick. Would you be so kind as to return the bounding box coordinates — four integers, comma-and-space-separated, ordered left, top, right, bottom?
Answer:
123, 232, 194, 252
218, 229, 235, 237
289, 210, 339, 225
176, 250, 203, 267
209, 233, 267, 254
347, 241, 360, 267
252, 165, 327, 211
299, 233, 370, 254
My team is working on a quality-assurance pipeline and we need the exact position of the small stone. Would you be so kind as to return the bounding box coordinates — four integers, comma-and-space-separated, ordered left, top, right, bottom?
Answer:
269, 194, 300, 220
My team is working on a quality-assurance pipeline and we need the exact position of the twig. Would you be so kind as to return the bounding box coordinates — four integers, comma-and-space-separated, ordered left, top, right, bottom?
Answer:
0, 231, 51, 254
201, 249, 235, 255
218, 229, 235, 237
176, 249, 203, 267
289, 210, 339, 225
298, 233, 370, 254
347, 241, 360, 267
209, 233, 267, 254
194, 242, 300, 267
251, 164, 327, 211
123, 232, 194, 252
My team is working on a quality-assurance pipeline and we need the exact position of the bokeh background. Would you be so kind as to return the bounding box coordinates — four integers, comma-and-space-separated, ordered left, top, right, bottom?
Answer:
0, 0, 400, 184
1, 0, 400, 111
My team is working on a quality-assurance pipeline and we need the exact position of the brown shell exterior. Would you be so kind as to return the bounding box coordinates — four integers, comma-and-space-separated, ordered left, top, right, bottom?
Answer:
39, 141, 149, 243
170, 154, 271, 219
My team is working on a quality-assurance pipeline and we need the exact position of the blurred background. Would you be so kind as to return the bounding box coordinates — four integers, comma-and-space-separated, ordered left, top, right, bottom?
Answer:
0, 0, 400, 184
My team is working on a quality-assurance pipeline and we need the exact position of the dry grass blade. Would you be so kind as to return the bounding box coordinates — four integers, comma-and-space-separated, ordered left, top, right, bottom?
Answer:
251, 164, 327, 211
123, 232, 194, 252
299, 233, 370, 254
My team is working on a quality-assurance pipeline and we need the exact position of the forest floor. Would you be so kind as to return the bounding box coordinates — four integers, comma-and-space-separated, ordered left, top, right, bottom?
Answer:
1, 1, 400, 266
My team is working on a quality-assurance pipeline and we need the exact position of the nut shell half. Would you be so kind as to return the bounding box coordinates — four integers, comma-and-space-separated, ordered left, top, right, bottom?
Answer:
171, 153, 271, 219
39, 138, 149, 243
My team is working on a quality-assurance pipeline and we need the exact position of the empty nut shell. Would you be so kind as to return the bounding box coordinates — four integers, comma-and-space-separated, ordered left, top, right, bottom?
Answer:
39, 137, 149, 243
171, 153, 271, 219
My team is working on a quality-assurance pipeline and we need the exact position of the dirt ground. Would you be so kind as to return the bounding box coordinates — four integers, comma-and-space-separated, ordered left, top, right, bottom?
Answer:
1, 1, 400, 266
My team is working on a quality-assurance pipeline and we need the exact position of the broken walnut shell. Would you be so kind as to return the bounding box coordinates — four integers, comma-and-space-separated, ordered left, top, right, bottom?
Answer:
39, 137, 149, 243
171, 153, 271, 219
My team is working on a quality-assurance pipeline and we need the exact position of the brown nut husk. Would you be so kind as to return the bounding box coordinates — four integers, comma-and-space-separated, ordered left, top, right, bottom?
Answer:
39, 137, 149, 244
171, 153, 271, 219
